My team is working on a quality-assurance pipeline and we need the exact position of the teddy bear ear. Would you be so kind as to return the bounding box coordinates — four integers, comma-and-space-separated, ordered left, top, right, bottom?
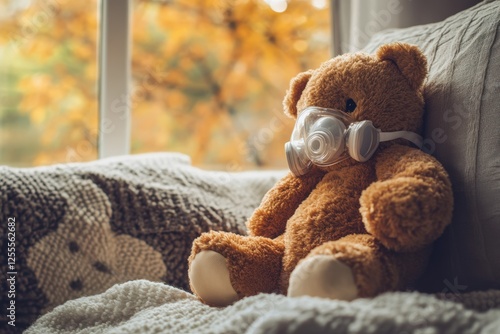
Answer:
283, 69, 313, 118
376, 42, 428, 90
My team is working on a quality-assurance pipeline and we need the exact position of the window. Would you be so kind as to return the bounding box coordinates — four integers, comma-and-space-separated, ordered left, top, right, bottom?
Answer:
130, 0, 331, 169
0, 0, 331, 169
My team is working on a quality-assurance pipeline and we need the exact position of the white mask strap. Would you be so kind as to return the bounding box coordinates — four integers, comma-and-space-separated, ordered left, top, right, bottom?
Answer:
380, 131, 423, 148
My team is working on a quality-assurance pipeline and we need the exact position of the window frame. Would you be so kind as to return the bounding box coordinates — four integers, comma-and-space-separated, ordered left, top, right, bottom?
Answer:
98, 0, 131, 158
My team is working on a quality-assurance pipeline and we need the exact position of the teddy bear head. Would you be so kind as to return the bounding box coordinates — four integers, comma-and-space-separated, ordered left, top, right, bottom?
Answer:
283, 43, 427, 175
283, 42, 427, 136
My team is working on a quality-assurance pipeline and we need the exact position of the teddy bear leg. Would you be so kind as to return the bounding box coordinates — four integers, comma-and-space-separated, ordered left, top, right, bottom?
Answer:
288, 234, 430, 300
188, 231, 284, 306
288, 254, 358, 300
189, 250, 239, 307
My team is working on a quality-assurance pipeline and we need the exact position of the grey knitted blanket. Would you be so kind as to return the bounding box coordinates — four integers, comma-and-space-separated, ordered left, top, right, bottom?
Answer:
0, 153, 284, 332
25, 280, 500, 334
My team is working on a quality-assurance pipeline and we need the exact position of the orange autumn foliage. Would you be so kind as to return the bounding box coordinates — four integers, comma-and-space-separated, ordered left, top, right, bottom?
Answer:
0, 0, 330, 169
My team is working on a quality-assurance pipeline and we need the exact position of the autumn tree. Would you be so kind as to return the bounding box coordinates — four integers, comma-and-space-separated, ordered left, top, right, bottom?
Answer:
0, 0, 330, 169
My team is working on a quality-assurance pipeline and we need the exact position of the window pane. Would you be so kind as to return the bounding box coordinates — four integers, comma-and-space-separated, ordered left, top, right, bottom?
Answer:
131, 0, 330, 169
0, 0, 99, 167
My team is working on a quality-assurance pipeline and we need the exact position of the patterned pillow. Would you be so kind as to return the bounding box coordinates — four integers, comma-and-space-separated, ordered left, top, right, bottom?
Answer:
0, 153, 283, 331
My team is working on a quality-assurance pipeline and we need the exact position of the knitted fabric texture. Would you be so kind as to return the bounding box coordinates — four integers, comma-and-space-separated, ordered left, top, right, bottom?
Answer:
0, 153, 283, 332
26, 279, 500, 334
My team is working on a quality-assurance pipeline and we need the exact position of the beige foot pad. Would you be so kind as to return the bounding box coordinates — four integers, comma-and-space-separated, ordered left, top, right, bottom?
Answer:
288, 255, 358, 301
189, 250, 239, 307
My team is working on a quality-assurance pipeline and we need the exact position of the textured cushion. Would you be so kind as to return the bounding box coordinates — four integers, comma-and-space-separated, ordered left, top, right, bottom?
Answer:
363, 0, 500, 292
0, 153, 283, 331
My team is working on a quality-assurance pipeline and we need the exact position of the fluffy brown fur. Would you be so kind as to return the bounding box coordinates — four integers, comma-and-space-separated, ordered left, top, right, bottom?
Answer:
188, 42, 453, 304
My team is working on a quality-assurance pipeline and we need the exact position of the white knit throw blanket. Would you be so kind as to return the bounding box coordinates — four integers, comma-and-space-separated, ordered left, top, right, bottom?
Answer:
26, 279, 500, 334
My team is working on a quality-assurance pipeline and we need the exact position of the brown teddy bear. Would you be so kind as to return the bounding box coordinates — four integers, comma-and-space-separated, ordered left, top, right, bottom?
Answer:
188, 42, 454, 306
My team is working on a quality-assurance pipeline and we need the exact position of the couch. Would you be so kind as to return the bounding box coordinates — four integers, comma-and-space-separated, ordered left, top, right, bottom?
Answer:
1, 1, 499, 333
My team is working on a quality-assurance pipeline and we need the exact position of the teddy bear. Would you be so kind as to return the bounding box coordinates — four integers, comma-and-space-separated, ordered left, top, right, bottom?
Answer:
188, 42, 454, 306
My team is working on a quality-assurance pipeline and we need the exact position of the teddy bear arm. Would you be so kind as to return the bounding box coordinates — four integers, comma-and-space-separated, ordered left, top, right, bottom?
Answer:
247, 169, 325, 238
360, 145, 453, 252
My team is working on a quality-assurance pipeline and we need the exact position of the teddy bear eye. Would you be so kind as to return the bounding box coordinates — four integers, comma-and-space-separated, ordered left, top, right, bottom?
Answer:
345, 98, 357, 113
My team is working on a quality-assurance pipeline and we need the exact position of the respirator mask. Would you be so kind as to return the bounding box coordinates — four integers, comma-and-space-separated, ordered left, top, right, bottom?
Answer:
285, 106, 423, 176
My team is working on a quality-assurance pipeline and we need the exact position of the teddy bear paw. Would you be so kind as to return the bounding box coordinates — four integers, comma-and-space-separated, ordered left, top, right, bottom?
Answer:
189, 250, 239, 307
288, 255, 358, 301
